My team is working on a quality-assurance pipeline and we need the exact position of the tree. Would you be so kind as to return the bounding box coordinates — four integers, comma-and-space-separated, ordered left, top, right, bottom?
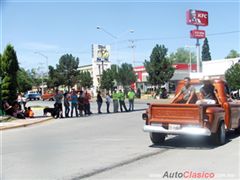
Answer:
0, 53, 2, 78
17, 68, 33, 93
169, 47, 196, 63
202, 38, 211, 61
78, 71, 93, 89
0, 53, 2, 111
225, 50, 240, 59
57, 54, 80, 90
144, 44, 174, 87
100, 69, 115, 91
1, 44, 19, 102
47, 66, 63, 88
46, 54, 80, 90
117, 63, 137, 87
225, 63, 240, 90
110, 64, 119, 84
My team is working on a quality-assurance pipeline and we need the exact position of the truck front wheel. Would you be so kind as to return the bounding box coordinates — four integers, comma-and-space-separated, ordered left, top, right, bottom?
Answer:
212, 121, 226, 146
150, 133, 166, 145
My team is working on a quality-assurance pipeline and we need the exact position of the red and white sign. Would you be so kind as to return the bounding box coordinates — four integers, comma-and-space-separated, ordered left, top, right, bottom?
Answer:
186, 9, 208, 26
190, 30, 206, 39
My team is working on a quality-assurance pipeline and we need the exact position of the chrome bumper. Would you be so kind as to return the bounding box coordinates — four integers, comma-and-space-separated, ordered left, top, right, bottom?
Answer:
143, 125, 211, 136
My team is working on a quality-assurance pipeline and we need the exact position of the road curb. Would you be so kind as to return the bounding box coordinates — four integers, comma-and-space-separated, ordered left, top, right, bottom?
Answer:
0, 117, 54, 131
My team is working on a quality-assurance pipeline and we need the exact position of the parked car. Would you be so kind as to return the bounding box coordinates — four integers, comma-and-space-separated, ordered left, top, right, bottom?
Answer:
25, 91, 41, 101
41, 93, 55, 101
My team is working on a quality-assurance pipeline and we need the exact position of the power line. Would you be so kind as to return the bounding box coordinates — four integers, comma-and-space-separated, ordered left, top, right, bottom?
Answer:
114, 30, 240, 44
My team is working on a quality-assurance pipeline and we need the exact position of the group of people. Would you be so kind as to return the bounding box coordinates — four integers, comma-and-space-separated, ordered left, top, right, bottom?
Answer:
2, 100, 34, 119
171, 76, 218, 104
52, 88, 136, 118
53, 89, 92, 118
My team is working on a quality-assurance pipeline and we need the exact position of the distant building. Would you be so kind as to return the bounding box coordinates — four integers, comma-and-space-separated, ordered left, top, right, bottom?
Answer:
134, 64, 197, 92
202, 58, 240, 78
79, 44, 111, 95
79, 56, 240, 95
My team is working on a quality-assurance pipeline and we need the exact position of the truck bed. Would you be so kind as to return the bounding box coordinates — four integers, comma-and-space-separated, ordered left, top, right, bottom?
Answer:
149, 103, 203, 125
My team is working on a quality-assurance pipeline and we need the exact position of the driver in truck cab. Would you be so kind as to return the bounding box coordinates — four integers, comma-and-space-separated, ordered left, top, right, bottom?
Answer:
171, 77, 196, 104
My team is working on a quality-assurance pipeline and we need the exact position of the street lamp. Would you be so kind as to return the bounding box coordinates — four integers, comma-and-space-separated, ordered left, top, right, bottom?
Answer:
34, 52, 49, 94
185, 45, 195, 73
34, 51, 48, 73
37, 63, 44, 95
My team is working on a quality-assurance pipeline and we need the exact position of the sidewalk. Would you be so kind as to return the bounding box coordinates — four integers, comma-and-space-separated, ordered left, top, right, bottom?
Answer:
0, 107, 53, 131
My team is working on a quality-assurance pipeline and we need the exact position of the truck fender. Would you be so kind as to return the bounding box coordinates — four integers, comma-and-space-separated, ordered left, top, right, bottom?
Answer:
223, 102, 231, 129
212, 118, 225, 133
206, 107, 225, 133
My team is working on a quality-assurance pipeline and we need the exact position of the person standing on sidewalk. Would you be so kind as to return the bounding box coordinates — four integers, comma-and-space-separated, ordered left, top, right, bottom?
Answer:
63, 92, 70, 117
128, 88, 135, 111
84, 91, 92, 115
118, 90, 128, 112
112, 90, 119, 113
106, 92, 111, 113
78, 90, 85, 117
54, 89, 63, 118
70, 89, 78, 117
96, 91, 103, 114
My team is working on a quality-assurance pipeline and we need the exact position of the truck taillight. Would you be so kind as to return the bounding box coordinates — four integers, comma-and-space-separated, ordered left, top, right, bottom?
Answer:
142, 113, 148, 120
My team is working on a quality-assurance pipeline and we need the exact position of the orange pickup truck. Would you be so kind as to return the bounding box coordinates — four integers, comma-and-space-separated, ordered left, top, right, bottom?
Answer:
143, 79, 240, 146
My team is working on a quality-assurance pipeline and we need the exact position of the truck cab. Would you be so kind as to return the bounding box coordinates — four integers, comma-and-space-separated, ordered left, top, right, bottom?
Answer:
143, 79, 240, 146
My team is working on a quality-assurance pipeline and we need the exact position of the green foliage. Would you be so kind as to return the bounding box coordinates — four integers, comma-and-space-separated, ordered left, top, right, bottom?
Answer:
225, 63, 240, 90
110, 64, 119, 83
46, 54, 80, 89
1, 44, 19, 103
169, 47, 196, 63
78, 71, 93, 88
144, 44, 174, 86
225, 50, 240, 59
117, 63, 137, 87
17, 68, 33, 93
47, 66, 63, 88
100, 69, 115, 91
202, 38, 211, 61
57, 54, 80, 89
0, 53, 2, 78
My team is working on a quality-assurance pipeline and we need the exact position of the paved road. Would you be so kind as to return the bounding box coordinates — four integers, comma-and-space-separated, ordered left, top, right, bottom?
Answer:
2, 100, 240, 180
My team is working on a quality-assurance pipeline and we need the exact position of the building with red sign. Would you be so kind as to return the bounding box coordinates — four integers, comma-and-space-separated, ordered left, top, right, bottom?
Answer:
134, 63, 197, 93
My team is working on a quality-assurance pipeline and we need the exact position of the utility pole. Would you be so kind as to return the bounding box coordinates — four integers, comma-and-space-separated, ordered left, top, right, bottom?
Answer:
129, 40, 136, 67
196, 25, 201, 72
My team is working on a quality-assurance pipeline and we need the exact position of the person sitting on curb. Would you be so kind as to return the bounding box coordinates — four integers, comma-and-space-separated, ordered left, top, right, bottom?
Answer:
24, 107, 34, 118
3, 100, 14, 116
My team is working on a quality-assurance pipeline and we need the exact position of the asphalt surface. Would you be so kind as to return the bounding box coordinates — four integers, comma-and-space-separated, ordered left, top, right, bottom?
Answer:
1, 99, 240, 180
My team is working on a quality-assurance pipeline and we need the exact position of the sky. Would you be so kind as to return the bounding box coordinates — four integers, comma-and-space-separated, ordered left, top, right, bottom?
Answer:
1, 0, 240, 72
